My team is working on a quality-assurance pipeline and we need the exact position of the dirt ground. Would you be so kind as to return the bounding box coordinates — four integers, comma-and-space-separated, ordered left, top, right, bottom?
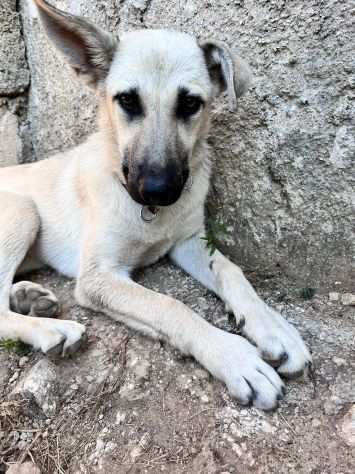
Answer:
1, 261, 354, 474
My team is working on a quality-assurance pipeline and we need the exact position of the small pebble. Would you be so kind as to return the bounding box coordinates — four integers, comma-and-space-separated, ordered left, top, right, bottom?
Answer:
16, 440, 28, 450
9, 371, 19, 383
329, 292, 339, 302
194, 369, 209, 380
132, 359, 150, 381
341, 293, 355, 306
105, 441, 117, 453
139, 432, 153, 451
333, 356, 346, 366
18, 356, 29, 368
338, 405, 355, 446
115, 411, 126, 425
312, 418, 322, 428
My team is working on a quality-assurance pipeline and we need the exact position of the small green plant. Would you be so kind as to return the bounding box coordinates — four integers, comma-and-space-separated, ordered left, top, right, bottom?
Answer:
201, 216, 230, 256
0, 339, 30, 355
300, 287, 316, 300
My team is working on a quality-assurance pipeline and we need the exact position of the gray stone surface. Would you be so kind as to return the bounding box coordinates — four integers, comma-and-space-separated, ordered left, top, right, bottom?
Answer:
0, 109, 22, 167
338, 404, 355, 447
12, 358, 59, 416
0, 1, 31, 166
0, 1, 30, 96
6, 462, 41, 474
1, 0, 355, 290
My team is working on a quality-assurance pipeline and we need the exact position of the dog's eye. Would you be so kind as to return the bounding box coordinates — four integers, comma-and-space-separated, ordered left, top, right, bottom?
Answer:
183, 96, 201, 113
176, 92, 203, 120
115, 91, 143, 118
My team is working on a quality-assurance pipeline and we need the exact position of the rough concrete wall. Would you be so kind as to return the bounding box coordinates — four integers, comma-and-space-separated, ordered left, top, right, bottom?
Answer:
0, 0, 31, 166
3, 0, 355, 290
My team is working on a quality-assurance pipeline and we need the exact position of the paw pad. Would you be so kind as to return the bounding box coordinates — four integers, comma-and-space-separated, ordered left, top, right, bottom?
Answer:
10, 282, 60, 319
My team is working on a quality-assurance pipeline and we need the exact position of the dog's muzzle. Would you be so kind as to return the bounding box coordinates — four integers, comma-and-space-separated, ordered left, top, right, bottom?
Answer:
126, 164, 189, 207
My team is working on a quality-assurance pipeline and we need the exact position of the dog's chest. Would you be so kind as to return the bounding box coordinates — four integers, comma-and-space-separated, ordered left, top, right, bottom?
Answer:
127, 232, 173, 267
104, 169, 208, 269
115, 202, 202, 268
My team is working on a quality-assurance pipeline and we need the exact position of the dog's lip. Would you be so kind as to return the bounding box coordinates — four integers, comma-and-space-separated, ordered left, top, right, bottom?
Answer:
130, 193, 179, 207
129, 186, 181, 207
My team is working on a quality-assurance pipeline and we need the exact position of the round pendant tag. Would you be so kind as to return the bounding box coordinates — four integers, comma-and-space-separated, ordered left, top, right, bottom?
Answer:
140, 206, 159, 222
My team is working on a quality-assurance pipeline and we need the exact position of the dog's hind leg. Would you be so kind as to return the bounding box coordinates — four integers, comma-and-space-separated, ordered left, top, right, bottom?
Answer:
0, 192, 85, 354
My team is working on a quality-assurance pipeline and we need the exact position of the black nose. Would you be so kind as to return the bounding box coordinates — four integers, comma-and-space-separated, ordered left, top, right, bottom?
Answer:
139, 172, 183, 206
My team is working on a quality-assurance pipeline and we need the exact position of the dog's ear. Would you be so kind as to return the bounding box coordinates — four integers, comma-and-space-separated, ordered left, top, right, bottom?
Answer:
33, 0, 117, 87
200, 40, 252, 111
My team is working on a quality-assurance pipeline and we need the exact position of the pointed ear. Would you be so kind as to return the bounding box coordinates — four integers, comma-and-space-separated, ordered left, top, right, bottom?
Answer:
200, 40, 252, 111
33, 0, 117, 88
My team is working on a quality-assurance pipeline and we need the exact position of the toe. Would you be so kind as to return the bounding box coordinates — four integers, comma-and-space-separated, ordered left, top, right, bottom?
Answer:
63, 338, 83, 355
276, 340, 312, 378
260, 337, 289, 367
277, 358, 309, 379
245, 371, 280, 411
41, 332, 65, 354
60, 322, 86, 356
258, 361, 285, 394
32, 297, 60, 318
27, 289, 44, 301
46, 340, 65, 356
227, 376, 254, 406
14, 288, 31, 314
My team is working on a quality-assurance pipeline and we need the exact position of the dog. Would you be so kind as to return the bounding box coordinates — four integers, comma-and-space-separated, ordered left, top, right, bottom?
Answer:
0, 0, 311, 410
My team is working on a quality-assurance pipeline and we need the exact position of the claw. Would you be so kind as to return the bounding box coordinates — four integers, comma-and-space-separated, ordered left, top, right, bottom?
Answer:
243, 377, 257, 403
63, 332, 86, 356
279, 368, 305, 380
235, 315, 246, 332
46, 338, 65, 356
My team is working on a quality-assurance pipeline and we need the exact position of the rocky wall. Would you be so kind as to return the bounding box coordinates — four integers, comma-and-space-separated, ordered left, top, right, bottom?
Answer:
0, 0, 31, 166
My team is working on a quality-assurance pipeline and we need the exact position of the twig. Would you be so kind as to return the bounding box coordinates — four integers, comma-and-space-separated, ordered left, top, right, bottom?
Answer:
18, 431, 42, 464
279, 413, 297, 437
183, 407, 216, 422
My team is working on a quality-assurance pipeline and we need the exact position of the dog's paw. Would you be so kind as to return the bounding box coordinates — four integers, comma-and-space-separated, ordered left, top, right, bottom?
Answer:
198, 329, 285, 410
237, 305, 312, 378
33, 319, 86, 356
10, 281, 60, 318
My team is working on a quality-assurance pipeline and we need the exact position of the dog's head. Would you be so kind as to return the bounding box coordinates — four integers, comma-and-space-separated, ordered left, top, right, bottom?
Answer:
34, 0, 252, 207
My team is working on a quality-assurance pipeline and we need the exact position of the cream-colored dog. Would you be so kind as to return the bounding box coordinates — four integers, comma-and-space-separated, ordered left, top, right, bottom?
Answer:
0, 0, 311, 410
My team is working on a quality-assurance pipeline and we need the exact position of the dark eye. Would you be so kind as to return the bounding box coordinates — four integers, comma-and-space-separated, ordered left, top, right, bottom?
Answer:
176, 91, 203, 120
115, 90, 143, 118
183, 96, 202, 113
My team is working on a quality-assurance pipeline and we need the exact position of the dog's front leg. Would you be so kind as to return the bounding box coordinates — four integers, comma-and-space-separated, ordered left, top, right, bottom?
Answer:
75, 261, 284, 410
170, 231, 312, 378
